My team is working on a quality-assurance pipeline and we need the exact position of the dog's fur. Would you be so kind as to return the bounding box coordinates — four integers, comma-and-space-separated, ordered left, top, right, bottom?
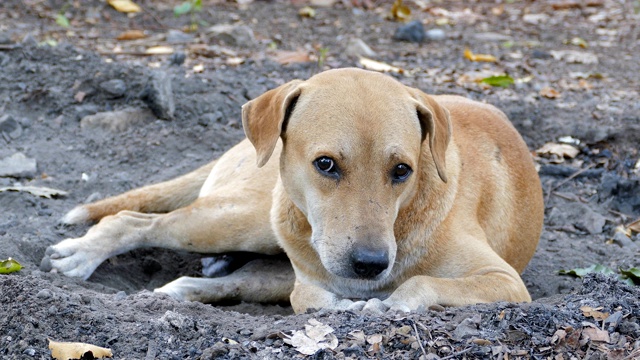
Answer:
41, 68, 544, 313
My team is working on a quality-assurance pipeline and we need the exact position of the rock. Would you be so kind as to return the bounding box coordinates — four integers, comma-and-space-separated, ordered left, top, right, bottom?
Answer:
80, 108, 156, 132
547, 202, 606, 234
531, 50, 553, 59
393, 20, 425, 43
207, 24, 256, 47
141, 71, 175, 121
36, 289, 52, 300
611, 230, 636, 248
99, 79, 127, 97
74, 104, 99, 122
0, 114, 23, 139
425, 28, 446, 41
166, 29, 194, 44
0, 152, 37, 178
0, 33, 13, 44
114, 291, 127, 301
198, 112, 223, 127
168, 51, 186, 66
345, 38, 376, 58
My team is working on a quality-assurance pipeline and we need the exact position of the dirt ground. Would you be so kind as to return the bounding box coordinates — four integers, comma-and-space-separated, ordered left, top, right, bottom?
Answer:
1, 0, 639, 358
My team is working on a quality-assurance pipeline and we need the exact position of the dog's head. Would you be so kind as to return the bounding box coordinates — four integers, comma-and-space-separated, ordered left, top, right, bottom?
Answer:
242, 68, 451, 281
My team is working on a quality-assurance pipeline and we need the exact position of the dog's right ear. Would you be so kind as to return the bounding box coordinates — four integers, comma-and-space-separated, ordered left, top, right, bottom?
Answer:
242, 80, 303, 167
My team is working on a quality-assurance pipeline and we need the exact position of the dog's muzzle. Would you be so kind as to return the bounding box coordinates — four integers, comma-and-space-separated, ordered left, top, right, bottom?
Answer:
350, 247, 389, 279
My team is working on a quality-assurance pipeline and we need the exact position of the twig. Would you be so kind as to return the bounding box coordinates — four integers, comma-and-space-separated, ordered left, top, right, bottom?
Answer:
412, 322, 428, 359
441, 347, 473, 359
548, 163, 596, 194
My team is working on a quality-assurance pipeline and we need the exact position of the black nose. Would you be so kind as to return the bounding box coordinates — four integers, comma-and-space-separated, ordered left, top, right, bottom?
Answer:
350, 248, 389, 279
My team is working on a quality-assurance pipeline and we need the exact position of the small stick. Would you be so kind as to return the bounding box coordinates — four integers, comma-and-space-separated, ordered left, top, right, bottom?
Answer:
441, 347, 473, 359
412, 322, 428, 359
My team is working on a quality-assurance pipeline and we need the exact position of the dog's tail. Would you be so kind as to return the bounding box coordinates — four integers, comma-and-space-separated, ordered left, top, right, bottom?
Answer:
62, 160, 216, 225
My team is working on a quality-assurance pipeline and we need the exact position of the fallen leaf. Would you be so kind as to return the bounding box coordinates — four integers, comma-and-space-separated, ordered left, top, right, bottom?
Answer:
559, 264, 616, 278
272, 50, 311, 65
480, 75, 514, 87
117, 30, 146, 41
550, 329, 566, 344
570, 37, 588, 48
49, 339, 113, 360
580, 306, 609, 321
107, 0, 141, 13
628, 218, 640, 233
145, 46, 174, 55
299, 6, 316, 18
366, 333, 383, 345
581, 327, 610, 343
540, 87, 561, 99
282, 319, 338, 355
464, 47, 497, 62
359, 57, 404, 74
391, 0, 411, 21
618, 267, 640, 285
0, 258, 22, 274
472, 338, 492, 346
535, 143, 579, 159
0, 186, 69, 199
55, 14, 70, 28
74, 91, 86, 103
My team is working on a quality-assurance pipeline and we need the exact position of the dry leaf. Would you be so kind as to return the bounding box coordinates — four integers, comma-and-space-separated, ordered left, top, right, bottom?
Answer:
628, 218, 640, 233
49, 339, 112, 360
581, 327, 610, 343
117, 30, 146, 41
580, 306, 609, 321
145, 46, 174, 55
391, 0, 411, 21
366, 333, 383, 345
359, 57, 404, 74
0, 186, 68, 199
540, 87, 561, 99
107, 0, 141, 13
74, 91, 86, 103
282, 319, 338, 355
464, 47, 497, 62
536, 143, 579, 159
299, 6, 316, 18
272, 50, 311, 65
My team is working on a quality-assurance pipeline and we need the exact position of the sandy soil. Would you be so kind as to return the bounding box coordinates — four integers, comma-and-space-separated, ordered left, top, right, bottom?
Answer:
1, 0, 639, 358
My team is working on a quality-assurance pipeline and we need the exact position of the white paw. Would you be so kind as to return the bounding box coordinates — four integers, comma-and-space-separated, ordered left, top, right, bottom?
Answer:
61, 206, 90, 225
154, 277, 200, 302
382, 298, 412, 313
40, 238, 109, 280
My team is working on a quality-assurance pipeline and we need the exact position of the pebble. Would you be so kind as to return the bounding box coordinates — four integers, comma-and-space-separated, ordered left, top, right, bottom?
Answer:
74, 104, 99, 121
141, 71, 175, 121
198, 112, 223, 127
345, 38, 376, 58
99, 79, 127, 97
168, 51, 186, 66
547, 202, 606, 234
611, 231, 636, 248
425, 28, 446, 41
166, 29, 194, 44
0, 114, 23, 139
0, 152, 37, 178
114, 291, 127, 301
393, 20, 425, 43
531, 50, 553, 59
80, 108, 155, 132
36, 289, 52, 300
207, 24, 256, 47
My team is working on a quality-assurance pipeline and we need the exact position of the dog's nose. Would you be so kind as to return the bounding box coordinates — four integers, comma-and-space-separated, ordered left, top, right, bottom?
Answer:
350, 248, 389, 279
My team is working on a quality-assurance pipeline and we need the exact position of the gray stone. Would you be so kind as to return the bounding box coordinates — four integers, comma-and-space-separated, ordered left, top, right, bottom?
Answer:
611, 231, 637, 248
198, 112, 223, 127
207, 24, 256, 47
0, 114, 23, 139
0, 152, 37, 178
99, 79, 127, 97
168, 51, 186, 66
345, 38, 376, 58
80, 108, 156, 132
425, 28, 446, 41
547, 202, 606, 234
141, 71, 175, 121
74, 104, 99, 121
393, 20, 425, 43
36, 289, 52, 300
166, 29, 194, 44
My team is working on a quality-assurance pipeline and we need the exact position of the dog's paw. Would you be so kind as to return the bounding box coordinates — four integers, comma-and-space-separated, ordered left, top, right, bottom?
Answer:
61, 205, 90, 225
154, 277, 200, 302
382, 298, 412, 313
40, 238, 106, 280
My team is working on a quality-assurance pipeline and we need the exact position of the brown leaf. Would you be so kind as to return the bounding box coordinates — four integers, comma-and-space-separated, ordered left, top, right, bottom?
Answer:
540, 87, 561, 99
464, 47, 497, 62
272, 50, 311, 65
536, 143, 579, 159
391, 0, 411, 21
580, 306, 609, 321
107, 0, 141, 13
49, 339, 112, 360
117, 30, 146, 41
628, 218, 640, 233
581, 327, 610, 343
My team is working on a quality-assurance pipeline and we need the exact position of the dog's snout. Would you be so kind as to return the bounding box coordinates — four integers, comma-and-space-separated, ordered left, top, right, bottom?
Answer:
350, 248, 389, 279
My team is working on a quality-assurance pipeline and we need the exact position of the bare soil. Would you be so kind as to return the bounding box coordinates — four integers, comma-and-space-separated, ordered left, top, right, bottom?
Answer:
1, 0, 639, 358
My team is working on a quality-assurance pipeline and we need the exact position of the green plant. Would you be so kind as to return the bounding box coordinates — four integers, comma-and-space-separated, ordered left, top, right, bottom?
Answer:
174, 0, 202, 30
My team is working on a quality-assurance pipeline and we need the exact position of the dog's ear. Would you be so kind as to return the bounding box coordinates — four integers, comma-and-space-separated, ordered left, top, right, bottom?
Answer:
410, 89, 452, 183
242, 80, 303, 167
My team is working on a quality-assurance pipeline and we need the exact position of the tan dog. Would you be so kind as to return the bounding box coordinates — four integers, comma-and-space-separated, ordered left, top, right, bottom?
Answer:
41, 68, 543, 313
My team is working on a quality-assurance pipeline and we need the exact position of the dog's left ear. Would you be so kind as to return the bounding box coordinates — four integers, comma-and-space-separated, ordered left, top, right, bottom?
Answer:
242, 80, 303, 167
409, 89, 452, 183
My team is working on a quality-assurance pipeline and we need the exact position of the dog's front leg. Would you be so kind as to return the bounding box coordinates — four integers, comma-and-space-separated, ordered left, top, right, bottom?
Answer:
290, 280, 362, 313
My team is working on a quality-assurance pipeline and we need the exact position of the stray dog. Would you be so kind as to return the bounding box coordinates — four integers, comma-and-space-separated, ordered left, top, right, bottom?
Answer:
41, 68, 544, 313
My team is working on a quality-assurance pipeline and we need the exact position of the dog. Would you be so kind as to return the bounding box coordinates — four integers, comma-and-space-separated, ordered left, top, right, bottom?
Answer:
41, 68, 544, 314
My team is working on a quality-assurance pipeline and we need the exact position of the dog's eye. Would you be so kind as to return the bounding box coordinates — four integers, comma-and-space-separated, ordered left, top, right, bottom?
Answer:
391, 164, 412, 183
314, 157, 339, 179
